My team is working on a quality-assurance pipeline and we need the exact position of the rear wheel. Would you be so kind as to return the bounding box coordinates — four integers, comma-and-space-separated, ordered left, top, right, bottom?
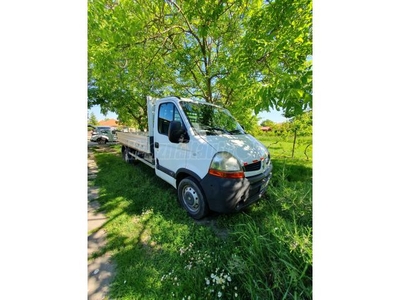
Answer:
122, 146, 133, 164
178, 177, 209, 219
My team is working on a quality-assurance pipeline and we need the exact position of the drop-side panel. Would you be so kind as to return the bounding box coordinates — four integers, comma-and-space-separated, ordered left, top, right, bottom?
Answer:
117, 132, 151, 154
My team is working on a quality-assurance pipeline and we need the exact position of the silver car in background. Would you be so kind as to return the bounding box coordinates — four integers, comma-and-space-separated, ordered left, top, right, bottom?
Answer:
90, 126, 118, 144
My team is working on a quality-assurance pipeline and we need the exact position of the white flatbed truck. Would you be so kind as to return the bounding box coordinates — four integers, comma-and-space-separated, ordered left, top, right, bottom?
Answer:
117, 96, 272, 219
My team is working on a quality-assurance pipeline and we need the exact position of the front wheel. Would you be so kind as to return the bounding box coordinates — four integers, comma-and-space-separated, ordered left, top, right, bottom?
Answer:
97, 138, 107, 145
178, 177, 209, 219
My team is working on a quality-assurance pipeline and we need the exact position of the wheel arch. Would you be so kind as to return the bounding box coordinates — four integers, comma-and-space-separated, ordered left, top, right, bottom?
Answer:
176, 168, 203, 188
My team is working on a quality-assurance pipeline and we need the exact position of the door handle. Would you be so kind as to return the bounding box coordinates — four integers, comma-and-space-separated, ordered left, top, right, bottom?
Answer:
155, 142, 159, 148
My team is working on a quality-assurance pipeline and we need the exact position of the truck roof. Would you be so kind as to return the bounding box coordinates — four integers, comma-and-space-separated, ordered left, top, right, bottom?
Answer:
162, 96, 219, 107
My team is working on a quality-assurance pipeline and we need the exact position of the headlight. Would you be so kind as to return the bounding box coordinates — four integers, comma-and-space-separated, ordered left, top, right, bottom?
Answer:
209, 152, 244, 178
263, 150, 270, 165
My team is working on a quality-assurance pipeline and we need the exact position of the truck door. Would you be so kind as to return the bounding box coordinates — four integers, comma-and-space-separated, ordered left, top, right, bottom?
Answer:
154, 102, 188, 187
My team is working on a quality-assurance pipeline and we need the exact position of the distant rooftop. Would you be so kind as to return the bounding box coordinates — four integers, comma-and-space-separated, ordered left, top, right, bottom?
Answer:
98, 119, 119, 127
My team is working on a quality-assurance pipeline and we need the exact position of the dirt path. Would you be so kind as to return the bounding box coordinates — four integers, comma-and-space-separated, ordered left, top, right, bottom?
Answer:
88, 149, 115, 300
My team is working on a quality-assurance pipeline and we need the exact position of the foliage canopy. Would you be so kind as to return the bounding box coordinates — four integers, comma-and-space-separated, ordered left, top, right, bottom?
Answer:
88, 112, 99, 126
88, 0, 312, 131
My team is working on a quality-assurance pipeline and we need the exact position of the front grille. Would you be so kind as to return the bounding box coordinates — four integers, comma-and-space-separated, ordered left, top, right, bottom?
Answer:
243, 161, 261, 172
235, 170, 272, 211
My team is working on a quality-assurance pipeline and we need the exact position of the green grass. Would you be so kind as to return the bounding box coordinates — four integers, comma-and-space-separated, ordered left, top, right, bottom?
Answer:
90, 134, 312, 299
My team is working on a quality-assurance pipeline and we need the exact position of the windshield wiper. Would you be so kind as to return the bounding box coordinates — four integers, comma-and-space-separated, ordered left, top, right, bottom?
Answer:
228, 129, 244, 134
204, 126, 231, 135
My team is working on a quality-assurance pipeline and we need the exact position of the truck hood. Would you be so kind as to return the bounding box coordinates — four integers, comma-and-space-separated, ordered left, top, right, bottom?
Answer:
201, 134, 268, 164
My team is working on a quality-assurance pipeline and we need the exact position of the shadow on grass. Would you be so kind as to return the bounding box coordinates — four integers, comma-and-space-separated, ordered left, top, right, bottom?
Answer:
271, 158, 312, 184
89, 146, 228, 298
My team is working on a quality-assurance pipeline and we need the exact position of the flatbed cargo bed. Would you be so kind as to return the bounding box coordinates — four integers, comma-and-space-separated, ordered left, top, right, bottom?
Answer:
116, 132, 152, 154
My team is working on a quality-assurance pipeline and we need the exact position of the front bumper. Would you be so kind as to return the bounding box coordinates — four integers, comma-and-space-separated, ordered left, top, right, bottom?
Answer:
200, 164, 273, 213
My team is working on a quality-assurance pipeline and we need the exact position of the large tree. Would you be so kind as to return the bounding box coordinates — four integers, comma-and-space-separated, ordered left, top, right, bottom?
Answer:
238, 0, 313, 116
88, 0, 312, 132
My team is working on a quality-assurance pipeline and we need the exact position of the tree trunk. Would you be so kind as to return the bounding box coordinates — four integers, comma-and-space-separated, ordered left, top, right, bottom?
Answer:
291, 129, 297, 158
304, 143, 311, 160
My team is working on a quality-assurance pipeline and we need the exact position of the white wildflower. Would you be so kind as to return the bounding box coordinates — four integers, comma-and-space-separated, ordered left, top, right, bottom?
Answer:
218, 291, 222, 298
216, 277, 224, 285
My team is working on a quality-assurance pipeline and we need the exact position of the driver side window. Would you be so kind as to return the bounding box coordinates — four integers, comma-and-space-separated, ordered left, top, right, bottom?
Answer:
158, 102, 183, 135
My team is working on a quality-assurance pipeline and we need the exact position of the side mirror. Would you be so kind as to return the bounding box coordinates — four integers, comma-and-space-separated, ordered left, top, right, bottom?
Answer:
168, 121, 184, 143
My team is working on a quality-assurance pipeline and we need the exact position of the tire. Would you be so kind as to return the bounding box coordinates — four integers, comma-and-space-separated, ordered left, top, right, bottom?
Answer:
98, 138, 107, 145
178, 177, 209, 219
123, 147, 133, 164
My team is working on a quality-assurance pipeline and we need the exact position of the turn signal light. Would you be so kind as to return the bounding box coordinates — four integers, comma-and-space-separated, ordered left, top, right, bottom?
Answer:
208, 169, 244, 179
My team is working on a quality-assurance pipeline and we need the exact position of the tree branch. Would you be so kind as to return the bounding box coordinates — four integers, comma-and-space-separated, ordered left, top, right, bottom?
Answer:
166, 0, 205, 56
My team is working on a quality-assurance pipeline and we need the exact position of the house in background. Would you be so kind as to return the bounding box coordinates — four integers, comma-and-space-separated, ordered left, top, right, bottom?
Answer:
98, 119, 119, 130
260, 126, 272, 132
97, 118, 138, 132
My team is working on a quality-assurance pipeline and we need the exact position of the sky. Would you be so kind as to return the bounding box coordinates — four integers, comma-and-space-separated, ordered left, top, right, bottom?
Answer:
88, 104, 288, 124
88, 104, 118, 121
257, 109, 288, 124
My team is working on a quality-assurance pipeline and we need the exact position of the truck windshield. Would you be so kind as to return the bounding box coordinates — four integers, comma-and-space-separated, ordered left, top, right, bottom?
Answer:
180, 101, 245, 135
